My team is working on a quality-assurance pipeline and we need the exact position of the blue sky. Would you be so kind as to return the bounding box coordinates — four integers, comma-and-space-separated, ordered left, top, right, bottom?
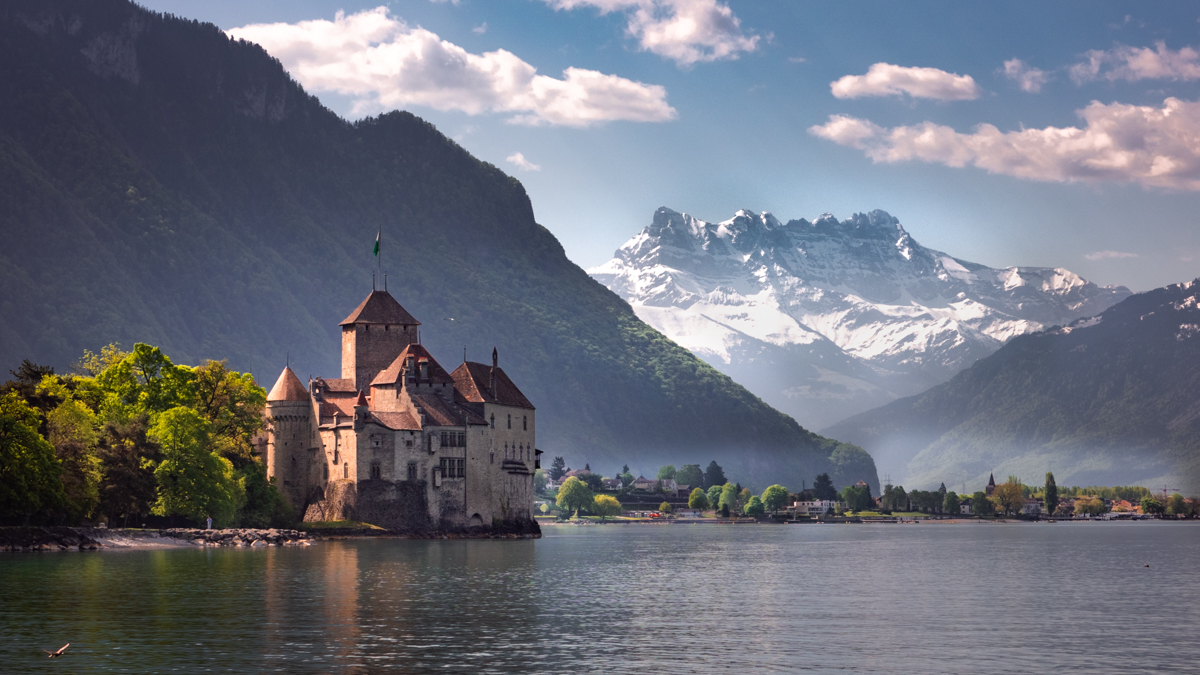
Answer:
139, 0, 1200, 291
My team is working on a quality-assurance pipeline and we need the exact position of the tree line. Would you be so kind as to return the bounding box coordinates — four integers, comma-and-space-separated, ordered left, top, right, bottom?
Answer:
0, 344, 292, 528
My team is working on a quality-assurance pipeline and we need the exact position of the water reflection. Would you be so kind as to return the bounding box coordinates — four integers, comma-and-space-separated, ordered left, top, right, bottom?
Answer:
0, 525, 1198, 673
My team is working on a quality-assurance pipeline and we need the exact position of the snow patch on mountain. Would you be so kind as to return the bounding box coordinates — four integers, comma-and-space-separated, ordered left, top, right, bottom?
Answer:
589, 207, 1132, 431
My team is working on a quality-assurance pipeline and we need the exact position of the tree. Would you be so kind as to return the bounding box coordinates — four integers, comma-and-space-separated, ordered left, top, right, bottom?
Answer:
719, 483, 739, 513
745, 496, 765, 517
657, 465, 676, 480
148, 407, 242, 526
620, 472, 634, 487
706, 484, 722, 508
1074, 495, 1106, 516
45, 397, 101, 522
658, 501, 673, 514
191, 360, 266, 464
549, 456, 566, 481
737, 487, 752, 510
813, 473, 837, 500
1044, 472, 1059, 516
0, 392, 67, 523
675, 464, 703, 488
237, 460, 294, 528
841, 485, 871, 512
98, 343, 197, 419
761, 484, 789, 513
1141, 496, 1165, 517
621, 464, 630, 475
688, 487, 710, 511
992, 480, 1026, 516
578, 472, 604, 492
937, 483, 947, 512
971, 491, 994, 516
539, 502, 551, 514
555, 476, 594, 517
593, 494, 622, 519
534, 468, 548, 494
943, 491, 960, 515
720, 503, 730, 517
97, 415, 160, 526
703, 461, 726, 489
1166, 493, 1186, 517
881, 484, 908, 512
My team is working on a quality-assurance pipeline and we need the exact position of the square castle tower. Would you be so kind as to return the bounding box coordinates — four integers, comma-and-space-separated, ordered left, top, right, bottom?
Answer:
263, 290, 539, 534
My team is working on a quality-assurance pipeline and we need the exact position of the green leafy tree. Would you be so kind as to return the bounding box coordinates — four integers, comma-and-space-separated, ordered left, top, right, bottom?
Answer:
657, 465, 676, 480
943, 491, 961, 515
658, 501, 673, 514
237, 461, 294, 528
621, 464, 630, 476
703, 461, 726, 489
719, 483, 739, 513
1074, 495, 1106, 516
620, 472, 634, 487
1140, 496, 1165, 516
191, 360, 266, 464
98, 343, 197, 420
744, 496, 765, 517
738, 487, 752, 510
706, 484, 722, 508
45, 396, 101, 522
675, 464, 703, 488
688, 487, 710, 511
761, 484, 789, 513
149, 407, 242, 526
993, 480, 1026, 516
813, 473, 838, 500
549, 456, 566, 481
841, 485, 872, 512
1044, 472, 1059, 516
592, 494, 622, 519
97, 415, 160, 526
1166, 493, 1186, 517
556, 476, 594, 517
0, 392, 67, 523
579, 472, 604, 492
720, 503, 730, 517
534, 468, 548, 493
539, 502, 551, 514
971, 491, 994, 516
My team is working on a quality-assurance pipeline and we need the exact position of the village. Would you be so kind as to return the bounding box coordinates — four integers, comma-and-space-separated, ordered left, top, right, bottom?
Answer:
535, 461, 1200, 523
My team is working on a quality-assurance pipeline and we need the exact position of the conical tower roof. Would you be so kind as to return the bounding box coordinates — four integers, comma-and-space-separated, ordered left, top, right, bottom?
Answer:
268, 366, 309, 402
339, 290, 420, 326
987, 473, 996, 486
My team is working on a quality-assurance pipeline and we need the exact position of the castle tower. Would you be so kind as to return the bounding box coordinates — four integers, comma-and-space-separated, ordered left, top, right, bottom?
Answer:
265, 366, 313, 505
340, 290, 421, 390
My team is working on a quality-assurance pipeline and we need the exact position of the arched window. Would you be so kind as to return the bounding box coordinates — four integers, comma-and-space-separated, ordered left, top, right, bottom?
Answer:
489, 414, 495, 429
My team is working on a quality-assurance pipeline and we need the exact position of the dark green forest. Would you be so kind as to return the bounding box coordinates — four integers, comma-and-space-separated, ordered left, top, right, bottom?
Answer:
0, 0, 877, 492
826, 279, 1200, 493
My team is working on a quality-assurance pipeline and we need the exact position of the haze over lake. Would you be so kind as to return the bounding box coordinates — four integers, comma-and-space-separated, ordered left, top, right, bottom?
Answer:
2, 524, 1197, 674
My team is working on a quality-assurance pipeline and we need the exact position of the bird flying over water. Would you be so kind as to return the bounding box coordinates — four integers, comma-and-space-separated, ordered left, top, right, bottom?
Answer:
42, 643, 69, 658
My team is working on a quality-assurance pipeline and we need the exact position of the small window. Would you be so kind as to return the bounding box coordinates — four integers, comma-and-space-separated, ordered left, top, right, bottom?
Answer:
457, 432, 465, 447
370, 462, 381, 480
372, 438, 380, 448
324, 464, 329, 480
507, 414, 512, 429
523, 416, 527, 431
489, 414, 495, 429
343, 463, 348, 479
490, 451, 495, 464
407, 461, 417, 481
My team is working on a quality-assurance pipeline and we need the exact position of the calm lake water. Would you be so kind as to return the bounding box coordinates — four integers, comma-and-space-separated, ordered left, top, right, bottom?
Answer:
1, 522, 1198, 674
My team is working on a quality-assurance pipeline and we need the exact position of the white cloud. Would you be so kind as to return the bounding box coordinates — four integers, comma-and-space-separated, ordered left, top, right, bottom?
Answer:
506, 152, 541, 171
830, 63, 981, 100
1002, 59, 1049, 93
227, 7, 676, 126
1085, 250, 1139, 261
544, 0, 758, 66
1071, 41, 1200, 83
808, 97, 1200, 191
472, 22, 487, 35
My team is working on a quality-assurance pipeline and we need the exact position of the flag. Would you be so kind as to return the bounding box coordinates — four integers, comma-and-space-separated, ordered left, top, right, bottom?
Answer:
373, 230, 380, 257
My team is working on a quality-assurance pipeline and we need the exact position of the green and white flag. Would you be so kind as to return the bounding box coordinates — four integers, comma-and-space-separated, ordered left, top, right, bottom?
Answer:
373, 230, 380, 257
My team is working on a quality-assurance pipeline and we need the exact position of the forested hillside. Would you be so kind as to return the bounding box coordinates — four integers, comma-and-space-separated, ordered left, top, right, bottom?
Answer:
825, 279, 1200, 494
0, 0, 877, 492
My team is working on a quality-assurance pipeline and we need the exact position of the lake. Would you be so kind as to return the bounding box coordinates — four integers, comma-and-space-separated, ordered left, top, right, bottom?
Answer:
1, 522, 1197, 673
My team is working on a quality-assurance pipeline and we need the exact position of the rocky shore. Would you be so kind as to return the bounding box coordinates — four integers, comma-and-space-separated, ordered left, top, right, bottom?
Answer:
0, 527, 311, 552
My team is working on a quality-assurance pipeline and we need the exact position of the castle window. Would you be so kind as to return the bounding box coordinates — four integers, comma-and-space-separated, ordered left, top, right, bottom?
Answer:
407, 461, 417, 481
406, 440, 413, 448
324, 464, 329, 480
372, 438, 380, 448
523, 416, 527, 431
457, 432, 465, 446
370, 462, 381, 480
489, 414, 495, 429
344, 463, 349, 479
439, 457, 465, 478
490, 451, 495, 464
507, 414, 512, 429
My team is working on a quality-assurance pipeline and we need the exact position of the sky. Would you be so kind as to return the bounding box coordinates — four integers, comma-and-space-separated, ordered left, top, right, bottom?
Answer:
137, 0, 1200, 292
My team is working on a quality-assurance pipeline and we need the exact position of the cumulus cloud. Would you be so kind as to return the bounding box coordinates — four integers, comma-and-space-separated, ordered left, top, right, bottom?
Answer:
1085, 250, 1138, 261
1002, 59, 1049, 93
472, 23, 487, 34
1071, 41, 1200, 83
506, 152, 541, 171
227, 7, 676, 126
830, 63, 982, 100
808, 97, 1200, 191
544, 0, 759, 66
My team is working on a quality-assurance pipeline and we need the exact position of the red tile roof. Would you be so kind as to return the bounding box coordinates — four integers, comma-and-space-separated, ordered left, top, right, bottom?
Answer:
315, 378, 356, 393
371, 344, 455, 386
267, 367, 308, 402
370, 410, 422, 431
410, 392, 488, 427
451, 361, 534, 410
339, 290, 421, 326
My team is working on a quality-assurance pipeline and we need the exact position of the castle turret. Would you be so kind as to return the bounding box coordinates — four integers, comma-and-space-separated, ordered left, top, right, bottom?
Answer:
265, 366, 313, 505
340, 290, 421, 389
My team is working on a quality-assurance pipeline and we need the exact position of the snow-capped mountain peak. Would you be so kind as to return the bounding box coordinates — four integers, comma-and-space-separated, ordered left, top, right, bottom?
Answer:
590, 207, 1132, 430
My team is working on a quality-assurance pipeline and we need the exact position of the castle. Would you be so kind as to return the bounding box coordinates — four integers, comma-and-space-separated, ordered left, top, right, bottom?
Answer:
263, 289, 539, 534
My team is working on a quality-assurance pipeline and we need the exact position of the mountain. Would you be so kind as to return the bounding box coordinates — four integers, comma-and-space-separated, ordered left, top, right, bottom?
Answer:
0, 0, 877, 492
824, 279, 1200, 494
589, 207, 1130, 439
